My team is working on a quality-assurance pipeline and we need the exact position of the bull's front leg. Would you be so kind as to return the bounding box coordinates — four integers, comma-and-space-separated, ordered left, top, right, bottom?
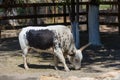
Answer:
54, 55, 59, 70
54, 48, 70, 72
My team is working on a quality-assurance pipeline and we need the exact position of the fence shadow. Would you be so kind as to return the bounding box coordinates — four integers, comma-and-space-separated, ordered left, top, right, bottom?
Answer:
0, 37, 20, 51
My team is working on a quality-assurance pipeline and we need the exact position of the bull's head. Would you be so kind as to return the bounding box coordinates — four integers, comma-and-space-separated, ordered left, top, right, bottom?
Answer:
68, 50, 82, 70
68, 43, 91, 70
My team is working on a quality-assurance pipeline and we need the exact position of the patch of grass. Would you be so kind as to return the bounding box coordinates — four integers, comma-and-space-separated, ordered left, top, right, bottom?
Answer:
80, 5, 111, 10
99, 5, 111, 10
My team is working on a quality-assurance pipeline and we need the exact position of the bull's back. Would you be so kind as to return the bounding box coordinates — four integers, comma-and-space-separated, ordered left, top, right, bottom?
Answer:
19, 25, 73, 51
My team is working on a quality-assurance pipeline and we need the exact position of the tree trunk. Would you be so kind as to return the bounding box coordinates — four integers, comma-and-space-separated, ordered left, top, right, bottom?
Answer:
7, 9, 19, 27
66, 0, 76, 46
70, 0, 80, 49
75, 0, 80, 49
88, 4, 102, 46
3, 0, 19, 28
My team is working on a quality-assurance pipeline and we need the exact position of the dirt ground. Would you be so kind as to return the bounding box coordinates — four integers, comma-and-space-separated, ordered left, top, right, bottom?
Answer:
0, 26, 120, 80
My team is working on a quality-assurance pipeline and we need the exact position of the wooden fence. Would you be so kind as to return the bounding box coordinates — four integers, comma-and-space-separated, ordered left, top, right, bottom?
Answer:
0, 1, 120, 39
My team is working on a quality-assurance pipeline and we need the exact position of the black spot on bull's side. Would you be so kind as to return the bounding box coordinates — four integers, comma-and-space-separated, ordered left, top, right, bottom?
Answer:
26, 29, 54, 50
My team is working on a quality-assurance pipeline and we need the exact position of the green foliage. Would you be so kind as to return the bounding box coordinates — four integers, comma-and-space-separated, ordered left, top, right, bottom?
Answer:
17, 0, 24, 4
0, 9, 4, 12
17, 8, 24, 14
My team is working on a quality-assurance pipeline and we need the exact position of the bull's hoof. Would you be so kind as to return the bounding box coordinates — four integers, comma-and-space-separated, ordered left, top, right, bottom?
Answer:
54, 66, 59, 70
65, 68, 70, 72
25, 67, 29, 70
24, 65, 29, 70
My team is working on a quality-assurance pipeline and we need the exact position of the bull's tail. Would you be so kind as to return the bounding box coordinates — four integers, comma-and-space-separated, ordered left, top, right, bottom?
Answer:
80, 43, 91, 51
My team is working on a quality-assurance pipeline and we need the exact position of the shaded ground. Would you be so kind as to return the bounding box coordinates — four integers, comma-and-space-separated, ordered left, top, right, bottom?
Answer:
0, 27, 120, 80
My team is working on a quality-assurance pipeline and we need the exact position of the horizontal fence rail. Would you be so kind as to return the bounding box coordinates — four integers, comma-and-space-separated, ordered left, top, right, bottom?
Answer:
0, 1, 119, 30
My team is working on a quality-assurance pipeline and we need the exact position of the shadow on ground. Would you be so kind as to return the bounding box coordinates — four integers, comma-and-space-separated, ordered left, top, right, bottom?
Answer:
0, 37, 20, 51
0, 32, 120, 71
81, 32, 120, 70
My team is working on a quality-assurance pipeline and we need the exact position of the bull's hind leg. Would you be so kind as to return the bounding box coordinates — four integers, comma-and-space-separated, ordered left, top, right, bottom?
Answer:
22, 47, 29, 70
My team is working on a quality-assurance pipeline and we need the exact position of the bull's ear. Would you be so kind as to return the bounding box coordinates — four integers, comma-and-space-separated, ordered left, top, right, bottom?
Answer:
79, 43, 91, 51
69, 53, 75, 57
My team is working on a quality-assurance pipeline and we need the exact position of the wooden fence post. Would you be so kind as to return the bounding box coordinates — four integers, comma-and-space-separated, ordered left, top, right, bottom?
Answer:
0, 26, 1, 43
63, 4, 67, 25
118, 0, 120, 34
86, 4, 89, 32
33, 6, 38, 25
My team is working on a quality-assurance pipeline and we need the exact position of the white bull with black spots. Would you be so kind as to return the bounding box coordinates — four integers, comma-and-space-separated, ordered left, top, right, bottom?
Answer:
18, 25, 90, 71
